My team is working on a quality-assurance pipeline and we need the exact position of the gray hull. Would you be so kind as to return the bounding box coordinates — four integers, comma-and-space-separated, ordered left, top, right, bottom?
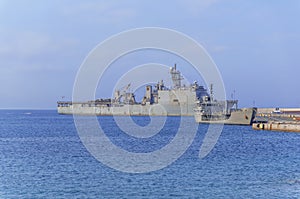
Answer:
194, 108, 257, 125
58, 103, 194, 116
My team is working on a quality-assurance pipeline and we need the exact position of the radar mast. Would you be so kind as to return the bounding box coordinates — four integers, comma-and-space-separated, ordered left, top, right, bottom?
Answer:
170, 64, 183, 88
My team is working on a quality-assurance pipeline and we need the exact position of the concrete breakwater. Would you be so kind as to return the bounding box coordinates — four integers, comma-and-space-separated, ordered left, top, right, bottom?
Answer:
253, 121, 300, 133
255, 113, 300, 122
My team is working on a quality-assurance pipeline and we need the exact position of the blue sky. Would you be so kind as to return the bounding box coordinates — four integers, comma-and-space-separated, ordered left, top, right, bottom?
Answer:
0, 0, 299, 109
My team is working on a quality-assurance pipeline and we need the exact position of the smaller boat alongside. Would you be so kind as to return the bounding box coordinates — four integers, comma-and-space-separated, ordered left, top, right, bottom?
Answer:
194, 85, 256, 125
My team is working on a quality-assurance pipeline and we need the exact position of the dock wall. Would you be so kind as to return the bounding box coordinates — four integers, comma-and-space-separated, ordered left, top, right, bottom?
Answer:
253, 122, 300, 132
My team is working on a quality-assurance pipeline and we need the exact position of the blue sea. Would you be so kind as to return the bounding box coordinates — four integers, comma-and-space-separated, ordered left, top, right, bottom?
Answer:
1, 110, 300, 198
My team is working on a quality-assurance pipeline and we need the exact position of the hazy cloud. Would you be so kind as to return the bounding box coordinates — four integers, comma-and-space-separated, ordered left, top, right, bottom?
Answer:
176, 0, 219, 16
210, 45, 229, 53
0, 30, 79, 71
0, 31, 51, 57
61, 1, 136, 24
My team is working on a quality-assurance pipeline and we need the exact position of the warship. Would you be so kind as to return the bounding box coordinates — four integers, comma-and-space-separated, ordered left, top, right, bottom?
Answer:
57, 64, 256, 125
58, 64, 206, 116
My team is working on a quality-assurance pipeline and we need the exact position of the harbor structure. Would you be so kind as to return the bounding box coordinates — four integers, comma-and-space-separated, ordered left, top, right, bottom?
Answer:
253, 121, 300, 133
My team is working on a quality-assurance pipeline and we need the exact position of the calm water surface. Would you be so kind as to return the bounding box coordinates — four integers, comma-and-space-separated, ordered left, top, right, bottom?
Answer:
1, 110, 300, 198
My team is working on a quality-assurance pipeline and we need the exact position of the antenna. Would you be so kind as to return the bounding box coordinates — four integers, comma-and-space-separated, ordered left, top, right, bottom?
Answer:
233, 89, 236, 100
210, 84, 214, 101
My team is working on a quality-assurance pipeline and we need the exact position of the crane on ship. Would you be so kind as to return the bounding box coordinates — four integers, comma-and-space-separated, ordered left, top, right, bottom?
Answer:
114, 83, 136, 104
